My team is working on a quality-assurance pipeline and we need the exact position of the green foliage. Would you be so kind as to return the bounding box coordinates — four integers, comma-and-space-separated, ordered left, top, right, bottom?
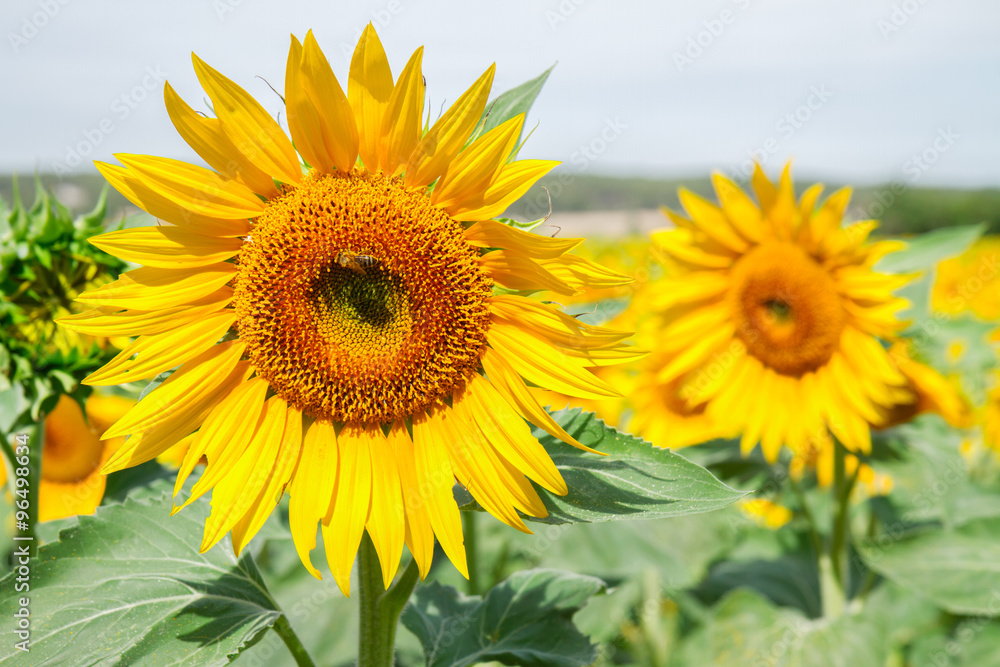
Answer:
0, 179, 126, 434
471, 66, 554, 150
875, 223, 985, 274
0, 492, 282, 667
859, 519, 1000, 616
402, 569, 604, 667
674, 589, 890, 667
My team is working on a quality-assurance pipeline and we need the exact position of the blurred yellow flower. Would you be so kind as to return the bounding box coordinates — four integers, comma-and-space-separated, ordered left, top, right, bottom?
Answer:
932, 236, 1000, 322
876, 343, 974, 429
739, 498, 793, 529
647, 164, 914, 461
1, 393, 132, 521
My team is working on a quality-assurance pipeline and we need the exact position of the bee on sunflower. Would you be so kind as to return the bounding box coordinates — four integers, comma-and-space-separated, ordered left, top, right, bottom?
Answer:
58, 26, 640, 595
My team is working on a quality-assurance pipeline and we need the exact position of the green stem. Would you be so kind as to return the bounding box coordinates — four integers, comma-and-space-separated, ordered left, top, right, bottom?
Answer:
463, 511, 480, 595
828, 440, 859, 614
358, 531, 420, 667
786, 473, 823, 559
272, 615, 317, 667
857, 508, 880, 601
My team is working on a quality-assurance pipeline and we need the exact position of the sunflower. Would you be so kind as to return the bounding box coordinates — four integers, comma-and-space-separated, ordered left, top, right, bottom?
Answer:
1, 393, 132, 522
58, 26, 637, 595
932, 236, 1000, 323
876, 342, 974, 430
648, 164, 914, 462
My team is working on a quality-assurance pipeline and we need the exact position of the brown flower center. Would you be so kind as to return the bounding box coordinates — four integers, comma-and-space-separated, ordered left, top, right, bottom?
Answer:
234, 172, 493, 425
730, 242, 846, 376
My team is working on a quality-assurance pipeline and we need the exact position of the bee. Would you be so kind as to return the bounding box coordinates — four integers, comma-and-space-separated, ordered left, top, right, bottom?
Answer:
335, 250, 378, 276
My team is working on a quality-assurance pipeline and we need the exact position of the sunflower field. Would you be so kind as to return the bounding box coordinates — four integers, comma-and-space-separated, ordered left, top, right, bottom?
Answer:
2, 14, 1000, 667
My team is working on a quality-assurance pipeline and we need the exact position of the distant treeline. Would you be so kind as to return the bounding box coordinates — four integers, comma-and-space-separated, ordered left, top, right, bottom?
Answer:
2, 172, 997, 236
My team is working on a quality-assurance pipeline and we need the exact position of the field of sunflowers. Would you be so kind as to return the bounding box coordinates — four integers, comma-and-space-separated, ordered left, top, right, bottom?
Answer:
2, 18, 1000, 667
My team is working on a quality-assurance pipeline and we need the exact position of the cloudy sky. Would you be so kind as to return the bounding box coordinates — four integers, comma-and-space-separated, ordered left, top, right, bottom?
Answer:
2, 0, 998, 186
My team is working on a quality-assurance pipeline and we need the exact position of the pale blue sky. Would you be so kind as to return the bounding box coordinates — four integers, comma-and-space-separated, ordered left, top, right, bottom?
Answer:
2, 0, 998, 186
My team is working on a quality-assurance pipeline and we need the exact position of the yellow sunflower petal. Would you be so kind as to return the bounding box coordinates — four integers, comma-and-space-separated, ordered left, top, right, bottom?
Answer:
365, 426, 405, 588
489, 321, 621, 400
83, 311, 235, 386
288, 420, 338, 579
348, 23, 394, 172
89, 226, 242, 269
57, 297, 232, 338
457, 375, 566, 495
231, 403, 302, 555
448, 159, 560, 221
77, 265, 236, 310
103, 360, 251, 475
323, 426, 374, 596
432, 114, 524, 210
679, 188, 749, 253
293, 31, 360, 172
116, 154, 265, 219
95, 162, 250, 237
201, 396, 288, 552
537, 254, 633, 291
164, 81, 279, 197
651, 228, 733, 269
490, 295, 629, 349
711, 172, 764, 243
412, 409, 468, 579
466, 220, 582, 259
192, 54, 302, 185
103, 340, 245, 438
406, 64, 495, 190
391, 423, 435, 579
479, 250, 576, 295
181, 377, 270, 506
441, 404, 529, 533
480, 345, 598, 454
379, 46, 424, 176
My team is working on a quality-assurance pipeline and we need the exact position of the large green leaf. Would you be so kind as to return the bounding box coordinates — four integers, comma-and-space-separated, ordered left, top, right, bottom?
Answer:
513, 409, 745, 524
678, 589, 889, 667
875, 223, 984, 274
401, 568, 604, 667
859, 519, 1000, 616
0, 493, 283, 666
471, 66, 554, 146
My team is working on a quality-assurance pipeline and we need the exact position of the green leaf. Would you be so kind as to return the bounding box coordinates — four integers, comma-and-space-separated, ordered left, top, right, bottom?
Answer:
495, 216, 547, 232
471, 66, 554, 146
875, 223, 985, 273
681, 589, 889, 667
507, 409, 745, 524
401, 569, 604, 667
0, 492, 283, 666
859, 519, 1000, 616
563, 297, 631, 326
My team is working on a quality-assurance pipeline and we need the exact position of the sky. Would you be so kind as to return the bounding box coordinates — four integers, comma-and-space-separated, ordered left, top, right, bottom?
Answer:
2, 0, 998, 187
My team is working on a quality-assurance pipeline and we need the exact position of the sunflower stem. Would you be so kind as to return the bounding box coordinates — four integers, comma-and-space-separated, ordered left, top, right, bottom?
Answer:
826, 440, 859, 617
462, 511, 481, 595
273, 615, 317, 667
358, 531, 419, 667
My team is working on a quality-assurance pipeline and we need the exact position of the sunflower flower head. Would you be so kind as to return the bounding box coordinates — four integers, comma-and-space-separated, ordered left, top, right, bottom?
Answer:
647, 163, 915, 462
62, 26, 638, 595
